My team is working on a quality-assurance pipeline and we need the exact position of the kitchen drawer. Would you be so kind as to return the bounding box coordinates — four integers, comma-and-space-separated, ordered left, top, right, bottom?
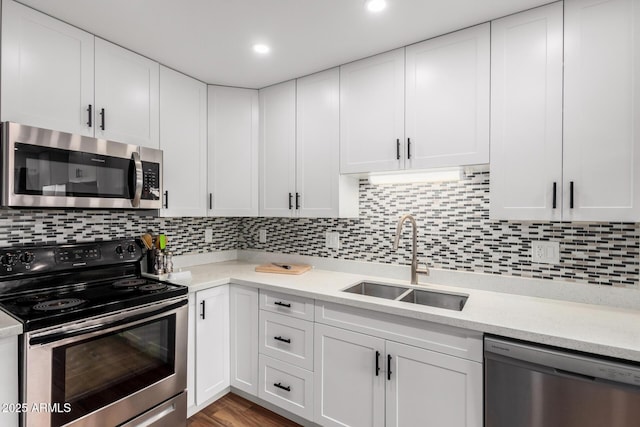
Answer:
259, 310, 314, 370
258, 354, 314, 421
260, 289, 314, 321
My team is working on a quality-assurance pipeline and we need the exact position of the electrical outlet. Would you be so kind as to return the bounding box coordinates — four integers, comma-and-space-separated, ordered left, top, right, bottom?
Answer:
531, 241, 560, 264
325, 232, 340, 250
204, 229, 213, 243
259, 229, 267, 244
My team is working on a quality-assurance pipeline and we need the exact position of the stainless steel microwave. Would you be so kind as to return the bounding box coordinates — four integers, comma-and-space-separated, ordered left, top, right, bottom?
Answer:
1, 122, 162, 209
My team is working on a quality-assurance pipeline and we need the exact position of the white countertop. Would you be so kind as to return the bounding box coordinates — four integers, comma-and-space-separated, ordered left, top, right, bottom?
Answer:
178, 260, 640, 362
0, 310, 21, 339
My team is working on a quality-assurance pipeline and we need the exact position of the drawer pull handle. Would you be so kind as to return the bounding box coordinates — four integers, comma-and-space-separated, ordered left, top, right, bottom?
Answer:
274, 301, 291, 308
274, 336, 291, 344
273, 382, 291, 392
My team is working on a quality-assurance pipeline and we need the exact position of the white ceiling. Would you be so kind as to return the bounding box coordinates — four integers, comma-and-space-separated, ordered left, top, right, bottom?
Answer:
18, 0, 552, 89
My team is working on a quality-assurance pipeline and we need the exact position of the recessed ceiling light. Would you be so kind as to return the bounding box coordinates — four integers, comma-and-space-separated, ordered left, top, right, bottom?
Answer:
366, 0, 387, 13
252, 44, 270, 55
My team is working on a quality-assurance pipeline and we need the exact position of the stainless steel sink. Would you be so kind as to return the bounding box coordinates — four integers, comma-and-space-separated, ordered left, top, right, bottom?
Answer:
342, 282, 410, 300
399, 289, 468, 311
342, 281, 468, 311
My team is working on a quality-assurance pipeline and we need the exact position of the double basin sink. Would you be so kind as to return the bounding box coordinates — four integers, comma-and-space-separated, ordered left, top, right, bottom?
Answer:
342, 281, 468, 311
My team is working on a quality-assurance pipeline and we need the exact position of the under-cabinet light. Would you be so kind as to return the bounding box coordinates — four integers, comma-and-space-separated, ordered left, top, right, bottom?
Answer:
368, 169, 462, 185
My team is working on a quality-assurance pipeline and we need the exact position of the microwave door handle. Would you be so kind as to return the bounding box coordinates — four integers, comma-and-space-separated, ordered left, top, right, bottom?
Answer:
131, 151, 143, 208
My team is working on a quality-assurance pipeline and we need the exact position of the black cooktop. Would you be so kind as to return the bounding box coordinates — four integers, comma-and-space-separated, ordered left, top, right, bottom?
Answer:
0, 238, 187, 331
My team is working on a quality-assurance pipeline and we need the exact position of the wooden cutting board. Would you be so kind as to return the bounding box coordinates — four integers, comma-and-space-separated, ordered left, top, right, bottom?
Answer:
255, 263, 312, 275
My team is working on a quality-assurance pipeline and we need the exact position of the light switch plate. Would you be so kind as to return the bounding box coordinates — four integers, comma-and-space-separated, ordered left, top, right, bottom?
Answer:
531, 241, 560, 264
204, 229, 213, 243
259, 229, 267, 244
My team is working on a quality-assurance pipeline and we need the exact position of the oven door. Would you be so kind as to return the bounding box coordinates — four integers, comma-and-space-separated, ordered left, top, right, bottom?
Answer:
22, 298, 187, 427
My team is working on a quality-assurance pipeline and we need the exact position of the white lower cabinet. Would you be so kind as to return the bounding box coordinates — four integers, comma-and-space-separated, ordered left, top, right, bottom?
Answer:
257, 289, 315, 421
259, 310, 314, 371
385, 341, 482, 427
187, 294, 196, 411
194, 286, 230, 406
314, 324, 385, 427
259, 354, 315, 420
314, 303, 483, 427
190, 286, 483, 427
0, 335, 18, 427
230, 285, 259, 395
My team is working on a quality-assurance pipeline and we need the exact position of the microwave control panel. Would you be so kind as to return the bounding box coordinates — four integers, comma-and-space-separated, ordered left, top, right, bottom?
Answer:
141, 161, 160, 201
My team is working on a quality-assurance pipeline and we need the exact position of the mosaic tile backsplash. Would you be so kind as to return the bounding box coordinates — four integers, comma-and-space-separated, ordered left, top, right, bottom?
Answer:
239, 171, 639, 287
0, 209, 239, 255
0, 170, 637, 286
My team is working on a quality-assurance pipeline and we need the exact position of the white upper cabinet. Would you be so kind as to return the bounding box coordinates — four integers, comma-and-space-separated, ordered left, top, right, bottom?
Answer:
296, 68, 358, 218
1, 3, 160, 149
208, 86, 259, 217
260, 72, 358, 218
95, 38, 160, 148
405, 23, 490, 169
563, 0, 640, 221
159, 66, 208, 217
490, 3, 563, 221
259, 80, 297, 217
340, 26, 490, 175
340, 48, 405, 174
1, 0, 94, 136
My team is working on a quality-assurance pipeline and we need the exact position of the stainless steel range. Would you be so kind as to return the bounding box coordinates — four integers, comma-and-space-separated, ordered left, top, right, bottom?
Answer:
0, 238, 188, 427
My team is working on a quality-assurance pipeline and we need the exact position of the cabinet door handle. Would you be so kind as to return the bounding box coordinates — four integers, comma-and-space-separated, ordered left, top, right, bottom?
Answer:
396, 139, 400, 160
87, 104, 93, 128
552, 182, 557, 209
407, 138, 411, 160
375, 351, 380, 376
99, 108, 106, 130
200, 300, 205, 319
295, 192, 300, 210
273, 382, 291, 392
209, 193, 213, 210
288, 193, 293, 210
274, 336, 291, 344
163, 191, 169, 209
274, 301, 291, 308
387, 354, 392, 381
570, 181, 574, 209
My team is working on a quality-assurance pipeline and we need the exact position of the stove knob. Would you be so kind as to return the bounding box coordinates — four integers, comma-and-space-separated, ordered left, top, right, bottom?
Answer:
1, 253, 15, 266
20, 252, 34, 264
127, 244, 137, 253
115, 245, 124, 255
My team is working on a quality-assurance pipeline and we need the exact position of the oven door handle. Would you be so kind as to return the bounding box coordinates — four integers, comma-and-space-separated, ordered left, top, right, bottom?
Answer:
29, 299, 187, 346
130, 151, 143, 208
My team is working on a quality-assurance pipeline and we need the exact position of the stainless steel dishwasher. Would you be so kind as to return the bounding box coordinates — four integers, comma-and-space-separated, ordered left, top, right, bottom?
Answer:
485, 336, 640, 427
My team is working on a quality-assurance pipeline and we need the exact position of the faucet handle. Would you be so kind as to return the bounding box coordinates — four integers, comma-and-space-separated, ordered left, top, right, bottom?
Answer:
416, 262, 430, 276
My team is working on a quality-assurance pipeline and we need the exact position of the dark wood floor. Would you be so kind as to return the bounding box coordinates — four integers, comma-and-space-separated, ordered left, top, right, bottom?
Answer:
187, 393, 301, 427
